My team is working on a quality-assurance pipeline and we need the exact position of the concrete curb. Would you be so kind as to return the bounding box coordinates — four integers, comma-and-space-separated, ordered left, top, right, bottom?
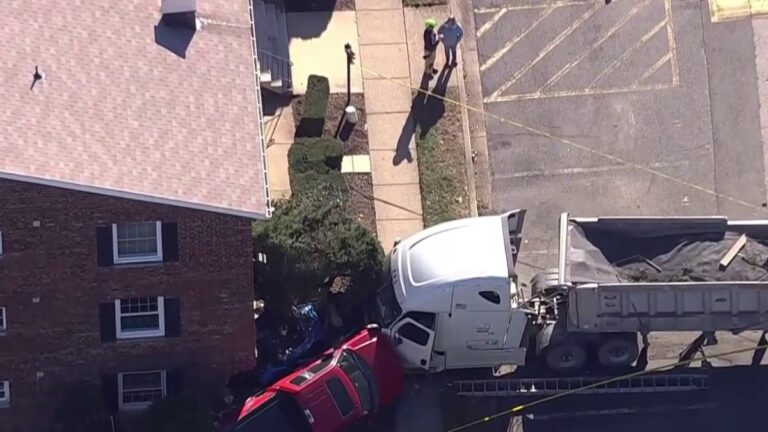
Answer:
450, 0, 492, 215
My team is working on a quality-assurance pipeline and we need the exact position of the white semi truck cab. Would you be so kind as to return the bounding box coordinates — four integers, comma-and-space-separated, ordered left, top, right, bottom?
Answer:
376, 210, 530, 372
378, 211, 768, 374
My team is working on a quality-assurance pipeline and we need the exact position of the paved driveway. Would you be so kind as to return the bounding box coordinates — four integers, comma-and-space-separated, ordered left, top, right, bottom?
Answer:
472, 0, 766, 283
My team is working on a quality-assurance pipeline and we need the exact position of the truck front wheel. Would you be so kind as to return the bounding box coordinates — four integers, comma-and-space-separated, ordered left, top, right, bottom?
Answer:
597, 336, 639, 368
544, 343, 588, 373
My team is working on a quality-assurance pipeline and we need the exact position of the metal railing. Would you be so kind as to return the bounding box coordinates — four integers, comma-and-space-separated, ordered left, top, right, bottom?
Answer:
257, 49, 293, 91
452, 374, 710, 397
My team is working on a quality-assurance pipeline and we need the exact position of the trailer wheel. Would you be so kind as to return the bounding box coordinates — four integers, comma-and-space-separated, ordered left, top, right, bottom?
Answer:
597, 336, 639, 368
530, 268, 560, 296
544, 343, 588, 373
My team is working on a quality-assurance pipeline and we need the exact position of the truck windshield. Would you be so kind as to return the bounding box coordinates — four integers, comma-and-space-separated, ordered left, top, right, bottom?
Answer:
337, 350, 377, 414
376, 251, 402, 327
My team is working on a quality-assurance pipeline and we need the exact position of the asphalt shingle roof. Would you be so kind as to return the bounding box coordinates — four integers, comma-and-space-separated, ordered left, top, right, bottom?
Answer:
0, 0, 269, 218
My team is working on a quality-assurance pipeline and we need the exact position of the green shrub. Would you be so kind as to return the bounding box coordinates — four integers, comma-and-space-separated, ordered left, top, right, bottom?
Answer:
288, 138, 346, 196
292, 170, 348, 197
288, 137, 343, 175
296, 75, 330, 138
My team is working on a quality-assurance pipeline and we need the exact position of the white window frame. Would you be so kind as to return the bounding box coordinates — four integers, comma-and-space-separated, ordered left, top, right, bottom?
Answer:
0, 380, 9, 407
111, 221, 163, 264
117, 370, 166, 411
115, 297, 165, 339
0, 307, 6, 333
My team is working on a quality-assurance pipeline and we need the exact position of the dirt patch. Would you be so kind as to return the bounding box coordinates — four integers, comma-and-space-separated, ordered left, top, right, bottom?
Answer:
325, 93, 369, 154
285, 0, 354, 12
345, 173, 377, 235
413, 86, 470, 226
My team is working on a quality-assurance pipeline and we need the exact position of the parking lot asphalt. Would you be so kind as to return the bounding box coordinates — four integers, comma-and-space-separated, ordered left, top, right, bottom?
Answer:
464, 0, 768, 430
472, 0, 766, 283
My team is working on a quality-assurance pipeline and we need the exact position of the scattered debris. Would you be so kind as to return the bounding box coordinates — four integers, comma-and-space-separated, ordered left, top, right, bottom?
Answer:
720, 234, 747, 270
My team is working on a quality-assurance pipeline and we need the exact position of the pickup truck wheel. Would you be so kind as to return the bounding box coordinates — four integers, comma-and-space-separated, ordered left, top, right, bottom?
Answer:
544, 343, 588, 373
597, 337, 639, 367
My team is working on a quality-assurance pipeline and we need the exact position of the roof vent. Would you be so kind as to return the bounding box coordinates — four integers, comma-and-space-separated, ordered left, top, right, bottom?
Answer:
161, 0, 197, 29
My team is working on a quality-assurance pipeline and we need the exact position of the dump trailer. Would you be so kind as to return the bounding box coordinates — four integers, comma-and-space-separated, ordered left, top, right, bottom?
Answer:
375, 211, 768, 374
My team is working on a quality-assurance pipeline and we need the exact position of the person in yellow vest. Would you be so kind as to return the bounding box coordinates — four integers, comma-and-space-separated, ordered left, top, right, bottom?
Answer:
423, 18, 440, 77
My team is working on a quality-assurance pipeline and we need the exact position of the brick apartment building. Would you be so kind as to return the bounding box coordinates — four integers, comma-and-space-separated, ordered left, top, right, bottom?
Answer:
0, 0, 270, 430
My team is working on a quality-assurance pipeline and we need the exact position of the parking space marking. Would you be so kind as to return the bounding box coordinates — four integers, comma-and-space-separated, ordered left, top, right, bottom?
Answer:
487, 4, 601, 101
632, 52, 673, 87
480, 6, 556, 72
588, 19, 668, 88
665, 0, 680, 85
494, 160, 690, 179
480, 0, 679, 103
477, 9, 508, 38
487, 82, 675, 102
475, 1, 592, 14
537, 0, 653, 94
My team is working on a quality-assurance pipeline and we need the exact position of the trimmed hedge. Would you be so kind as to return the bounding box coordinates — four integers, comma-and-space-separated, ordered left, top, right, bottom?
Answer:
292, 170, 348, 196
288, 138, 347, 196
296, 75, 331, 138
289, 137, 343, 174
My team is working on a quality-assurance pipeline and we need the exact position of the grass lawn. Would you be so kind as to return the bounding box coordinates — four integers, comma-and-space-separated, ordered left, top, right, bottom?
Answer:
414, 87, 470, 226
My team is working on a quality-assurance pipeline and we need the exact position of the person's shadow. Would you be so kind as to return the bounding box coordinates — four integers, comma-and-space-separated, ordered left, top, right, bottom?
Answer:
394, 66, 454, 166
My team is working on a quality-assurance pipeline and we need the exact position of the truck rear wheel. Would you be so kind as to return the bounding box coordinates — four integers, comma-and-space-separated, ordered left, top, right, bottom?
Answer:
597, 336, 639, 368
544, 343, 588, 373
530, 268, 560, 297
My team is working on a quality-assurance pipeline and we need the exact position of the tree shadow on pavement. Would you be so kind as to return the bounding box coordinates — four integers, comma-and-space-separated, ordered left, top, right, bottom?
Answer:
394, 66, 455, 166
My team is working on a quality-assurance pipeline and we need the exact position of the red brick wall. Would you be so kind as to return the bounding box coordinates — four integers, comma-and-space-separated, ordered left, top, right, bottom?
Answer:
0, 179, 256, 431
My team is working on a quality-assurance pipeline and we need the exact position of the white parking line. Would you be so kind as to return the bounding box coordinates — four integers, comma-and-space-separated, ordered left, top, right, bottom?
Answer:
494, 160, 690, 179
480, 6, 556, 72
588, 19, 668, 88
536, 0, 653, 94
475, 1, 596, 14
476, 8, 508, 38
487, 4, 601, 101
632, 52, 672, 87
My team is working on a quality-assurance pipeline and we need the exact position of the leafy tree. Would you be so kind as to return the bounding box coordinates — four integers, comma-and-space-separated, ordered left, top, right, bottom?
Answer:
253, 183, 383, 314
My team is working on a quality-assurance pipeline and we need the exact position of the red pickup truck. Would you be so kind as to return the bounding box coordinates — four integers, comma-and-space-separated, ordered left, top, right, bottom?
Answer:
233, 324, 405, 432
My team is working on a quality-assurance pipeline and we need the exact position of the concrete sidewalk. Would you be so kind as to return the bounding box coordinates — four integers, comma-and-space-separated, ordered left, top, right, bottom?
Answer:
356, 0, 424, 252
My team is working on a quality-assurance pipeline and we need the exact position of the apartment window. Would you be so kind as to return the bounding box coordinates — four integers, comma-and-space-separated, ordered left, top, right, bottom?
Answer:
118, 371, 166, 411
115, 297, 165, 339
97, 222, 178, 267
0, 381, 9, 407
0, 307, 5, 333
112, 221, 163, 264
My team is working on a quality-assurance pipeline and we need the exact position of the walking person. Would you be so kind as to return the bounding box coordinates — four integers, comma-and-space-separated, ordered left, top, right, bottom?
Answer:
423, 18, 440, 77
438, 15, 464, 68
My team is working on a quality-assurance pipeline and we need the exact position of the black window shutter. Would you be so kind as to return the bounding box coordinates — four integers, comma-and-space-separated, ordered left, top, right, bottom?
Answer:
164, 297, 181, 337
166, 368, 185, 396
99, 302, 116, 343
162, 222, 179, 262
101, 374, 119, 413
96, 226, 113, 267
